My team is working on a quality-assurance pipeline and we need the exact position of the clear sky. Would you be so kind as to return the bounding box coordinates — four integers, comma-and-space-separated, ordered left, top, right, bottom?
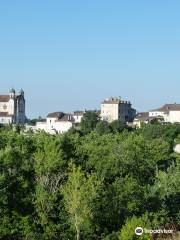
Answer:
0, 0, 180, 118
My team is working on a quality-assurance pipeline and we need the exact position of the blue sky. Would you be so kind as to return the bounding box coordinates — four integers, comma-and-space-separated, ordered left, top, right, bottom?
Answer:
0, 0, 180, 118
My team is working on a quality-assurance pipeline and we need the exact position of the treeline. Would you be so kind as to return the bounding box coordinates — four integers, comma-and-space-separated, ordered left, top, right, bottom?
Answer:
0, 113, 180, 239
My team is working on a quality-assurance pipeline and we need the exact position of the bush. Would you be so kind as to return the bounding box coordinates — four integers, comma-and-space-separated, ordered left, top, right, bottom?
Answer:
119, 214, 151, 240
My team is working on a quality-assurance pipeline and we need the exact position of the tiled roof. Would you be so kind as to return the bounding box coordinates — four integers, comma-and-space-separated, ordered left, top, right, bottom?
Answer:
47, 112, 75, 122
134, 112, 149, 121
0, 93, 24, 103
47, 112, 64, 118
0, 95, 10, 102
57, 114, 75, 122
150, 104, 180, 112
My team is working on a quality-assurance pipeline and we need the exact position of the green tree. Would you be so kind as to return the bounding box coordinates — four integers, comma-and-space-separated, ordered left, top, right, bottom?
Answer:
33, 133, 69, 239
119, 214, 151, 240
94, 176, 146, 235
95, 121, 111, 135
140, 123, 180, 147
80, 111, 99, 134
0, 133, 35, 239
110, 120, 127, 133
61, 164, 100, 240
0, 123, 179, 239
151, 162, 180, 222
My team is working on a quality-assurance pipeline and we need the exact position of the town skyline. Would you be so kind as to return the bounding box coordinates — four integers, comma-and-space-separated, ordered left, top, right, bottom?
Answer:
1, 1, 180, 117
0, 86, 180, 119
0, 88, 178, 134
1, 2, 180, 239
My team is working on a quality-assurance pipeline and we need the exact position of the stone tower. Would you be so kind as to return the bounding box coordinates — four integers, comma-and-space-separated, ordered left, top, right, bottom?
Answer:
16, 89, 26, 124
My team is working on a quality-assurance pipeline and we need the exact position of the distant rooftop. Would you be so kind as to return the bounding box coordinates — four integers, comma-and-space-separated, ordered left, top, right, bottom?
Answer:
47, 112, 76, 122
47, 112, 65, 118
73, 111, 85, 116
150, 104, 180, 112
134, 112, 149, 121
0, 95, 10, 102
0, 89, 25, 102
56, 114, 75, 123
102, 97, 131, 104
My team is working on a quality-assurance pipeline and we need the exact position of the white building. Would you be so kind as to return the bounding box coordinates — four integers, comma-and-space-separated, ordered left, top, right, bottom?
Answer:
101, 97, 136, 123
73, 111, 84, 123
133, 112, 150, 128
0, 89, 26, 124
149, 104, 180, 123
34, 111, 84, 134
133, 103, 180, 127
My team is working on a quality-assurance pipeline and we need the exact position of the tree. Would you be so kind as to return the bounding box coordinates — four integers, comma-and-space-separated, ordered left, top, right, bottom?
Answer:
0, 133, 35, 239
151, 162, 180, 223
119, 214, 151, 240
0, 123, 179, 239
94, 176, 146, 235
80, 111, 99, 134
110, 120, 127, 133
28, 116, 45, 126
61, 164, 100, 240
140, 123, 180, 147
112, 135, 171, 185
95, 121, 111, 135
33, 133, 69, 239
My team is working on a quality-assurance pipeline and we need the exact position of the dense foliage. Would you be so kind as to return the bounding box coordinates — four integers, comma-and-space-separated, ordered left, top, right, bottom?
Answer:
0, 121, 180, 239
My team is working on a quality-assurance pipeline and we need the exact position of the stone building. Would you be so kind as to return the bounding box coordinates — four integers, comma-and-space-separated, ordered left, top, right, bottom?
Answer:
101, 97, 136, 123
133, 103, 180, 127
35, 111, 85, 134
149, 104, 180, 123
133, 112, 150, 127
0, 89, 26, 124
73, 111, 85, 123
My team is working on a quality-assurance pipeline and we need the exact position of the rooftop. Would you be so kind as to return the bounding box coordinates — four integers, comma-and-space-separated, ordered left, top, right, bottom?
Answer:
47, 112, 65, 118
134, 112, 149, 121
150, 104, 180, 112
0, 95, 10, 102
0, 89, 25, 103
102, 97, 131, 104
73, 111, 85, 116
56, 114, 75, 122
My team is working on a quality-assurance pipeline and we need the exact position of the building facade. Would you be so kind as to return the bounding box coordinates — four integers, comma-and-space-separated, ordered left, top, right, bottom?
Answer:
73, 111, 84, 123
0, 89, 26, 124
133, 112, 150, 128
133, 103, 180, 127
101, 97, 136, 123
34, 111, 84, 134
149, 104, 180, 123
